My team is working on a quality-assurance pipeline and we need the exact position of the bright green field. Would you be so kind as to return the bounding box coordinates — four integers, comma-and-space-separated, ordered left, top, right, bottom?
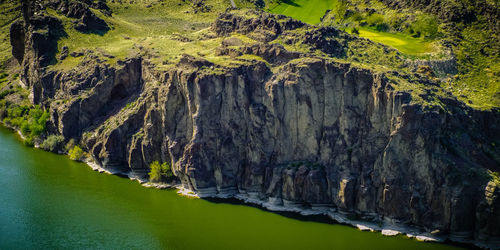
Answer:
357, 27, 433, 54
268, 0, 335, 24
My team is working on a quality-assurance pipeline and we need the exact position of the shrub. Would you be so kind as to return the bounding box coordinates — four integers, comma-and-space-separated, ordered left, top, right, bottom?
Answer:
375, 22, 390, 31
20, 120, 30, 135
149, 161, 173, 182
41, 135, 65, 152
352, 27, 359, 35
350, 12, 364, 22
412, 14, 438, 38
24, 136, 34, 147
366, 13, 385, 26
65, 139, 76, 152
2, 104, 49, 139
69, 146, 84, 161
364, 13, 390, 31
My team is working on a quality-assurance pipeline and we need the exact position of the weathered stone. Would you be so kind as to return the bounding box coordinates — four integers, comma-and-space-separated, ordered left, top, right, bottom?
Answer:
46, 0, 110, 32
10, 20, 25, 64
59, 46, 69, 60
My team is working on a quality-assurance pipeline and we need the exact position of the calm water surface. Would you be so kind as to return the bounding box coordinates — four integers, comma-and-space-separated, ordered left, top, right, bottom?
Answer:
0, 126, 461, 249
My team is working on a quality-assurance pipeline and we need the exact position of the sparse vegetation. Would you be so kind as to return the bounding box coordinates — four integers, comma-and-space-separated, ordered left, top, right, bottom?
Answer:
65, 139, 76, 152
45, 0, 232, 70
1, 104, 49, 146
491, 171, 500, 185
149, 161, 173, 182
411, 14, 438, 39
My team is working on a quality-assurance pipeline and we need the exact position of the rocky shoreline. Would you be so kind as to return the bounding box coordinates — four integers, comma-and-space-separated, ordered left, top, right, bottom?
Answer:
78, 155, 500, 249
0, 121, 496, 249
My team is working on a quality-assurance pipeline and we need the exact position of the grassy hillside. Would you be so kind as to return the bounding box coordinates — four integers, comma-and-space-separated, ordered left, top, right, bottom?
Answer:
47, 0, 232, 70
0, 0, 19, 68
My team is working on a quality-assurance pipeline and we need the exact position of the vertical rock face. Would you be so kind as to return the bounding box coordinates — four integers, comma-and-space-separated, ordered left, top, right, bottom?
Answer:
13, 8, 500, 245
10, 20, 25, 64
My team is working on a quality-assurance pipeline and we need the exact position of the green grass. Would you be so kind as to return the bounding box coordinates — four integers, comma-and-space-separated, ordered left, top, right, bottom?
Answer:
267, 0, 335, 24
356, 27, 434, 55
0, 0, 20, 68
48, 0, 232, 70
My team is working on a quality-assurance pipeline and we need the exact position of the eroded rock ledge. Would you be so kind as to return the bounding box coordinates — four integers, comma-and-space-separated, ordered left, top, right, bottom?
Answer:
12, 7, 500, 247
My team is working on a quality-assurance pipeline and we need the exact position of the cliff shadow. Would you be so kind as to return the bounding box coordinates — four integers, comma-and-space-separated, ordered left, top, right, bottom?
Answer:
203, 197, 482, 249
280, 0, 301, 7
27, 16, 69, 67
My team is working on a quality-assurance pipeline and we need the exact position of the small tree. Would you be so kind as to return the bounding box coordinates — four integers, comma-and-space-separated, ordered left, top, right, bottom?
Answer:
149, 161, 173, 182
412, 14, 438, 38
41, 135, 65, 152
69, 146, 84, 161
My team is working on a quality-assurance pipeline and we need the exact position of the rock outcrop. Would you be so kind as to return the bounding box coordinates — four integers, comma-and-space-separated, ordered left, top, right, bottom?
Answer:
46, 0, 110, 32
12, 8, 500, 247
11, 13, 66, 91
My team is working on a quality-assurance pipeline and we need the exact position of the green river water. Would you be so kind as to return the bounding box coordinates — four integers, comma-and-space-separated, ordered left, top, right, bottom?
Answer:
0, 126, 462, 250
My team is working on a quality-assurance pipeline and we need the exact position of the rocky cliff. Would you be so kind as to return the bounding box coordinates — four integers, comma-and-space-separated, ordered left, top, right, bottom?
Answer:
10, 4, 500, 247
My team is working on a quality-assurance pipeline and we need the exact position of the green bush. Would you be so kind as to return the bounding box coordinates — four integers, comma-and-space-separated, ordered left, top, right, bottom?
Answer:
20, 120, 30, 135
149, 161, 173, 182
412, 14, 438, 38
366, 13, 385, 26
69, 146, 84, 161
2, 104, 49, 139
350, 12, 364, 22
365, 13, 389, 31
24, 136, 34, 147
41, 135, 65, 152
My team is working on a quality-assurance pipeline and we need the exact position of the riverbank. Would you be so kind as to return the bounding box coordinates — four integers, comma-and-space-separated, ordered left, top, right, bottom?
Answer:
0, 124, 466, 250
0, 123, 492, 249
